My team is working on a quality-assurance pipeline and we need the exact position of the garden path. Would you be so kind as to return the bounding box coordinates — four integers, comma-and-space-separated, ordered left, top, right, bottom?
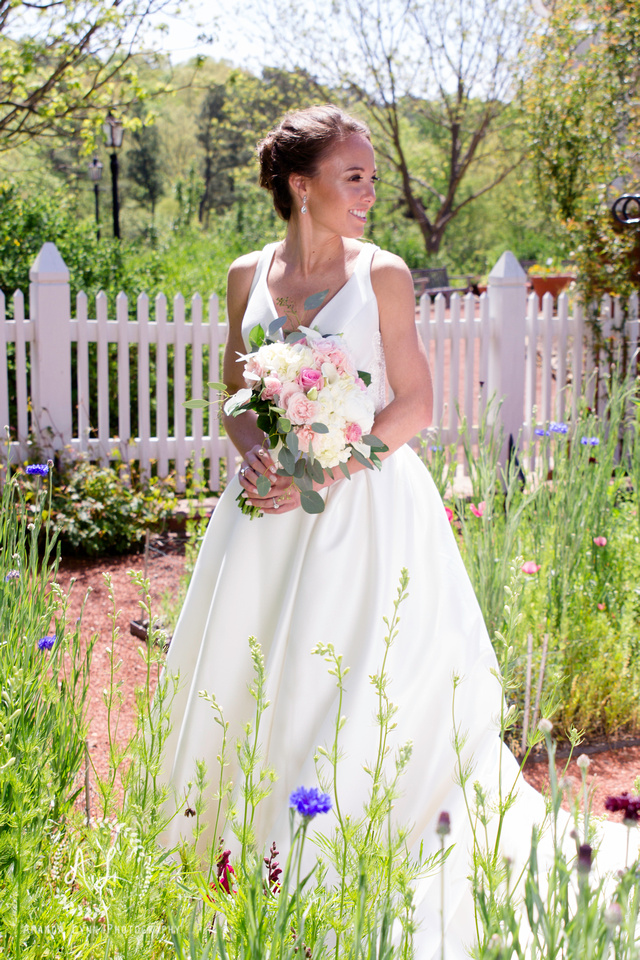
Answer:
52, 539, 640, 824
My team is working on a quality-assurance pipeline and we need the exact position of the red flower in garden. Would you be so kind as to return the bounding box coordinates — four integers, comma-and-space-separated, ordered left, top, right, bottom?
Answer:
604, 793, 640, 823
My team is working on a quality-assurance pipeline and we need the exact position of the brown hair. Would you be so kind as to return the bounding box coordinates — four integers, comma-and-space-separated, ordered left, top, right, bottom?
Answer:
257, 104, 371, 221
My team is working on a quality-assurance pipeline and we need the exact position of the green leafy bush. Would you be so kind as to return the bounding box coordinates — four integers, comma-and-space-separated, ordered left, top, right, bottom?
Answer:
19, 456, 176, 556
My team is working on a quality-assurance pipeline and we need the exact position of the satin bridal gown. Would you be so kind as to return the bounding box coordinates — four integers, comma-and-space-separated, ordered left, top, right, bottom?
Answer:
158, 242, 627, 958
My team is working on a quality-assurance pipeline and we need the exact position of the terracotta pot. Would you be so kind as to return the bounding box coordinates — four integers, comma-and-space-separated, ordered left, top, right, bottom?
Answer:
530, 275, 574, 309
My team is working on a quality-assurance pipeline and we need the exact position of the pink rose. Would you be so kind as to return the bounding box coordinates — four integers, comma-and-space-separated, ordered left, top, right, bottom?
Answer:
261, 376, 281, 401
345, 423, 362, 443
522, 561, 541, 575
593, 536, 607, 547
279, 381, 300, 409
244, 355, 265, 382
470, 501, 485, 518
313, 340, 352, 374
297, 367, 324, 392
296, 425, 315, 448
286, 392, 320, 425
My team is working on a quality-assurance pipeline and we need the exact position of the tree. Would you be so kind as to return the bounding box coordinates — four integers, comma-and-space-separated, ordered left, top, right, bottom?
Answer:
196, 83, 252, 225
524, 0, 640, 304
0, 0, 174, 150
126, 107, 165, 219
243, 0, 537, 256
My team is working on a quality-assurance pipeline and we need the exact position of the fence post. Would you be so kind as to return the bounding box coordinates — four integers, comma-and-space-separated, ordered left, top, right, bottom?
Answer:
29, 243, 72, 454
487, 251, 528, 463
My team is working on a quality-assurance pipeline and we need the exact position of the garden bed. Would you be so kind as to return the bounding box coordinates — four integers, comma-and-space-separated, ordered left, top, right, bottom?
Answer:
52, 538, 640, 821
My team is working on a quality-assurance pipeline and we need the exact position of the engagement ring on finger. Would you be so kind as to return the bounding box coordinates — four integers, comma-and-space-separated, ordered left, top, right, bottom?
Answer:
273, 497, 280, 510
240, 467, 247, 477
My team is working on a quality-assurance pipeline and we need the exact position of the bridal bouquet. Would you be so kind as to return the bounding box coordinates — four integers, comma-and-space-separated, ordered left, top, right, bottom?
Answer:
224, 297, 387, 516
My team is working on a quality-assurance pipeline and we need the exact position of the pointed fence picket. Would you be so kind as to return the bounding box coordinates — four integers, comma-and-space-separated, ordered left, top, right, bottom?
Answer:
1, 243, 639, 488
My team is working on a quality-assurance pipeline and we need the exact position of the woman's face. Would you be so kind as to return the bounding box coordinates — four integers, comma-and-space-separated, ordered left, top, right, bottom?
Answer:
301, 133, 377, 238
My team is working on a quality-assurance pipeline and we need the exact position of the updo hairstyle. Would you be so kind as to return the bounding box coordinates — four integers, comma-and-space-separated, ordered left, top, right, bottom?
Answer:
258, 104, 371, 221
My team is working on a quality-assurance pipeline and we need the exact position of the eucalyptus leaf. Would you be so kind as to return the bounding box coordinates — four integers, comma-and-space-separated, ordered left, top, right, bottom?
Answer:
279, 446, 295, 475
285, 330, 307, 344
300, 490, 326, 514
309, 458, 324, 484
310, 422, 329, 434
362, 434, 389, 452
297, 472, 313, 491
183, 398, 209, 409
324, 465, 334, 480
304, 289, 329, 311
285, 432, 299, 458
294, 459, 305, 479
339, 461, 351, 480
277, 418, 292, 434
350, 447, 374, 470
256, 474, 272, 497
268, 315, 288, 337
358, 370, 372, 387
207, 381, 226, 392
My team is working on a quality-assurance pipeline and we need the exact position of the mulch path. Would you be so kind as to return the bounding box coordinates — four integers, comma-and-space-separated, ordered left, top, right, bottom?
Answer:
52, 539, 640, 823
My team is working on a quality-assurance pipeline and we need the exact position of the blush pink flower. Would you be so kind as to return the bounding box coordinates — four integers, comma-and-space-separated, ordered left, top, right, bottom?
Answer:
261, 376, 282, 401
345, 423, 362, 443
445, 506, 453, 523
593, 536, 607, 547
522, 561, 541, 575
296, 425, 315, 448
279, 381, 300, 409
313, 340, 351, 374
298, 367, 324, 392
470, 501, 485, 518
244, 355, 265, 381
286, 392, 320, 425
597, 603, 606, 611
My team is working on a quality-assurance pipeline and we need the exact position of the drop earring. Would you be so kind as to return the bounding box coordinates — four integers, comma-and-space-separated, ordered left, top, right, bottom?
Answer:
301, 195, 307, 215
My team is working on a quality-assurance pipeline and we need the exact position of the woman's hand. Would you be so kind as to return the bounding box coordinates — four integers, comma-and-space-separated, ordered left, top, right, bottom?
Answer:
239, 444, 301, 514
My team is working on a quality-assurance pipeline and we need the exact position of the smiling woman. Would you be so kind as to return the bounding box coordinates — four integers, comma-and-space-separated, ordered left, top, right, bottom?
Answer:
155, 104, 601, 960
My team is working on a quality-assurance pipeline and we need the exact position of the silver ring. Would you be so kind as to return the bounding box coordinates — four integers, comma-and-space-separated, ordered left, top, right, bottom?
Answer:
240, 466, 247, 477
273, 497, 280, 510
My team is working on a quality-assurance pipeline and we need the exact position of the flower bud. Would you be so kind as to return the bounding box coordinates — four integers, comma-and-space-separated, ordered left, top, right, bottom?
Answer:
604, 902, 623, 927
577, 754, 590, 772
436, 811, 451, 837
538, 718, 553, 734
577, 843, 592, 874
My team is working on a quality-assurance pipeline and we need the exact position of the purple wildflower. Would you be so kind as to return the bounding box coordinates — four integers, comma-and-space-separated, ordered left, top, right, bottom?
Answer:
26, 463, 49, 476
289, 786, 332, 819
605, 792, 640, 823
437, 811, 451, 837
534, 428, 550, 437
577, 843, 593, 874
550, 422, 569, 434
264, 841, 282, 892
38, 636, 56, 651
580, 437, 600, 446
4, 570, 19, 582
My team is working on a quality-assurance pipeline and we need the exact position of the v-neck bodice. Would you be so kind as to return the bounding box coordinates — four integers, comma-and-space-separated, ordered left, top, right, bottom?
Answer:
240, 241, 387, 411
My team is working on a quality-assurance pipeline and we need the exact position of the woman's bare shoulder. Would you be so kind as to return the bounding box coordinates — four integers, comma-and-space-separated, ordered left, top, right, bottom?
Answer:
227, 250, 262, 318
370, 248, 414, 298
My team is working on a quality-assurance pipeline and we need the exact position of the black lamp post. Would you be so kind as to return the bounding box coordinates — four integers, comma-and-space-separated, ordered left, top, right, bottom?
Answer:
88, 156, 103, 241
103, 113, 124, 239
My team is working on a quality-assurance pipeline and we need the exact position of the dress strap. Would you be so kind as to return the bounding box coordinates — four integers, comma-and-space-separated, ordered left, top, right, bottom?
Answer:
355, 242, 379, 298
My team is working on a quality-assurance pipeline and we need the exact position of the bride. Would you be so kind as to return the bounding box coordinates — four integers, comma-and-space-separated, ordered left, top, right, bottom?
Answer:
159, 104, 612, 957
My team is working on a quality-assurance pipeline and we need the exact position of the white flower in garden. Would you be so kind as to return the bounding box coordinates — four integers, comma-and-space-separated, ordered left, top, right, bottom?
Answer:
577, 754, 590, 772
538, 718, 553, 734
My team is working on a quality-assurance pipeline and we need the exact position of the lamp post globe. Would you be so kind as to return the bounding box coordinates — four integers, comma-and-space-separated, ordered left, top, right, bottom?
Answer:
104, 113, 124, 239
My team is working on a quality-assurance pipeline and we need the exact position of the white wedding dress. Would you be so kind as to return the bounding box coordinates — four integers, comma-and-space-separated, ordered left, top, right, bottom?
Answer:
159, 242, 627, 958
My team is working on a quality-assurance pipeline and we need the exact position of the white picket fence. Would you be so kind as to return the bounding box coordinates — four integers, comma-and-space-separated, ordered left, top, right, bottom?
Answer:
1, 244, 638, 491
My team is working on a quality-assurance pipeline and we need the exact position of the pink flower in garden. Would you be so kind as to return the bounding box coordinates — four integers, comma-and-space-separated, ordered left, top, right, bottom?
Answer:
261, 376, 282, 401
597, 603, 606, 611
286, 393, 320, 425
522, 561, 541, 575
445, 506, 454, 523
593, 536, 607, 547
297, 367, 324, 392
345, 423, 362, 443
470, 501, 485, 518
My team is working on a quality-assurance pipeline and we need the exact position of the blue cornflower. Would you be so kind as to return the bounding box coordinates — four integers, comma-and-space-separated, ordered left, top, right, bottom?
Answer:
289, 786, 332, 819
430, 445, 443, 452
4, 570, 19, 582
580, 437, 600, 446
534, 428, 550, 437
38, 636, 56, 651
26, 463, 49, 476
550, 422, 569, 434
